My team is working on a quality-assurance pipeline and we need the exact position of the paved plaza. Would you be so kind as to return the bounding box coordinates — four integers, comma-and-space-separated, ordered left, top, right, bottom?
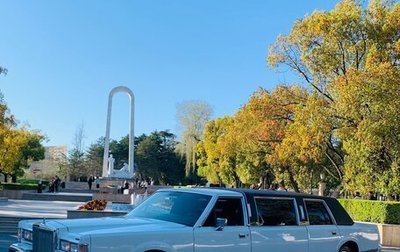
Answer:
0, 199, 84, 218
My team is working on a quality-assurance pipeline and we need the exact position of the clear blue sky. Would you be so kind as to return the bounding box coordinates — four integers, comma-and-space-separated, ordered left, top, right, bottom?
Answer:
0, 0, 339, 149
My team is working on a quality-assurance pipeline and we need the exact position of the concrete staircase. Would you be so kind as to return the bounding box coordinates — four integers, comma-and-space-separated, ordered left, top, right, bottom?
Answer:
0, 217, 61, 234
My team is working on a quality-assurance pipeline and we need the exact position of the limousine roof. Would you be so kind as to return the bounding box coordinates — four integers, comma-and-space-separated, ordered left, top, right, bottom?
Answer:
160, 187, 353, 226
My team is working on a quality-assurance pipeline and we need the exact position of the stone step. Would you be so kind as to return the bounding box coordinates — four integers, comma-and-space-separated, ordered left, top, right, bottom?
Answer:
60, 188, 99, 194
0, 217, 24, 234
0, 196, 8, 202
0, 217, 56, 234
21, 192, 92, 202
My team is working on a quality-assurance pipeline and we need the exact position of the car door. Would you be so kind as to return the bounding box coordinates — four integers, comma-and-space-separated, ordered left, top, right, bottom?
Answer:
304, 199, 341, 252
194, 197, 251, 252
250, 197, 308, 252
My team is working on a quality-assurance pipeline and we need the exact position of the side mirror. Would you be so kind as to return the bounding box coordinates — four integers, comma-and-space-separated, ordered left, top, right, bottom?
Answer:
215, 218, 228, 231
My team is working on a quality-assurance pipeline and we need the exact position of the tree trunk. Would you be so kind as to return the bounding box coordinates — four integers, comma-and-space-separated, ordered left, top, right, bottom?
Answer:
11, 174, 17, 183
286, 167, 300, 192
4, 174, 8, 182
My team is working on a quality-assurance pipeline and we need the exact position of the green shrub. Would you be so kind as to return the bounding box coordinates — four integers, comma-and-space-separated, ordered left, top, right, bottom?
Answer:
339, 199, 400, 224
0, 182, 38, 190
17, 179, 49, 186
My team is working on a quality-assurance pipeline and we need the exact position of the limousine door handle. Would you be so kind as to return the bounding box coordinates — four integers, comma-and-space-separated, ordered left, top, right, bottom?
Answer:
238, 233, 247, 238
331, 231, 337, 235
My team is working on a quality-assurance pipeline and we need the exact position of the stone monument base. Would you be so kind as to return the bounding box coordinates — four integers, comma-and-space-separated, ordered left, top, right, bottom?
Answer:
95, 177, 172, 208
99, 177, 133, 189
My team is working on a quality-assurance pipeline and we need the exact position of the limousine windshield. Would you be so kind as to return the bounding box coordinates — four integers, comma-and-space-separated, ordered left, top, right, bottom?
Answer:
127, 191, 212, 226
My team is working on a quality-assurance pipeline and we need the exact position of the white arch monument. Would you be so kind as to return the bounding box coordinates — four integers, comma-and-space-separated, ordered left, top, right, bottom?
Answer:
102, 86, 135, 179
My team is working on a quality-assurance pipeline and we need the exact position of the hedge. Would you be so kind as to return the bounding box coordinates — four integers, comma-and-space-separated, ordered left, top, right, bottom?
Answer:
17, 179, 49, 186
0, 182, 39, 190
338, 199, 400, 224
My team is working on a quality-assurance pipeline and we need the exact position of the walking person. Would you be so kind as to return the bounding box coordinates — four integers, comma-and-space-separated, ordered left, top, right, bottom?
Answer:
54, 175, 61, 192
95, 176, 100, 189
49, 177, 55, 192
88, 176, 94, 190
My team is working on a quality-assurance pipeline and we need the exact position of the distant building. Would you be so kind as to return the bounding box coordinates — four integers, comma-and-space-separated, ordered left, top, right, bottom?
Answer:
29, 146, 67, 176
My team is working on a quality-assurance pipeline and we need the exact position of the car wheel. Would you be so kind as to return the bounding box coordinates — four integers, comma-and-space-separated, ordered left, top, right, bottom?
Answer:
339, 245, 351, 252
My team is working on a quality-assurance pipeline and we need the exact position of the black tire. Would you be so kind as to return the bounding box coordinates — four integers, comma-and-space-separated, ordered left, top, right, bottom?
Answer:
339, 245, 351, 252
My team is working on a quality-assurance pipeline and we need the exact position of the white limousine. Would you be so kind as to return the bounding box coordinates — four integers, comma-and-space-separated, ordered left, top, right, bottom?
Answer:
9, 188, 380, 252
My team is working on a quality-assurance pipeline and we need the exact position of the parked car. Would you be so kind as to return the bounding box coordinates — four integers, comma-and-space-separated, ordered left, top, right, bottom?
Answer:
9, 188, 380, 252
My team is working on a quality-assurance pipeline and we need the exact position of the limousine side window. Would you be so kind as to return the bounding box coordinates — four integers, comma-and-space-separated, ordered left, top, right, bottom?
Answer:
203, 197, 244, 226
304, 200, 333, 225
254, 198, 297, 226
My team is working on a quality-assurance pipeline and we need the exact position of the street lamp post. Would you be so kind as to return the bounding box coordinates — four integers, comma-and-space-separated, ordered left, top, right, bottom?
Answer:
319, 172, 326, 196
310, 168, 313, 195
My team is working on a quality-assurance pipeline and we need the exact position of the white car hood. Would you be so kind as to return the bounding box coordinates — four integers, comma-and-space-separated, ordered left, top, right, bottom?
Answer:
42, 216, 187, 235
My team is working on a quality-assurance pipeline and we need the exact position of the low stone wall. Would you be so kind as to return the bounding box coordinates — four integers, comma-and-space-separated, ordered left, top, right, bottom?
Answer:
378, 223, 400, 247
64, 181, 90, 190
0, 190, 34, 199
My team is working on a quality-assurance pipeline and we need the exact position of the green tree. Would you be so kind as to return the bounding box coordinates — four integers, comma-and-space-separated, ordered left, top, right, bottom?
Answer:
65, 123, 87, 180
136, 131, 184, 185
109, 136, 129, 170
84, 137, 104, 177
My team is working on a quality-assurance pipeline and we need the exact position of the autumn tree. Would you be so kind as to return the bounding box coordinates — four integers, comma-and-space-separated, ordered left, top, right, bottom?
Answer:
196, 116, 238, 186
268, 0, 400, 193
12, 132, 45, 182
0, 66, 45, 181
334, 64, 400, 194
197, 87, 310, 191
0, 96, 17, 181
0, 128, 45, 182
235, 86, 311, 191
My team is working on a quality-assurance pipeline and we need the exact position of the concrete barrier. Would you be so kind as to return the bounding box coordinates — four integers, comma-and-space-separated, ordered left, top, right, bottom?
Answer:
92, 193, 132, 204
378, 223, 400, 247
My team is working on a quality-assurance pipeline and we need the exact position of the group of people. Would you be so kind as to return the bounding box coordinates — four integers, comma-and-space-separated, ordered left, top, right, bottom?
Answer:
48, 175, 61, 193
250, 181, 287, 191
269, 181, 287, 191
353, 191, 400, 201
87, 176, 100, 190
